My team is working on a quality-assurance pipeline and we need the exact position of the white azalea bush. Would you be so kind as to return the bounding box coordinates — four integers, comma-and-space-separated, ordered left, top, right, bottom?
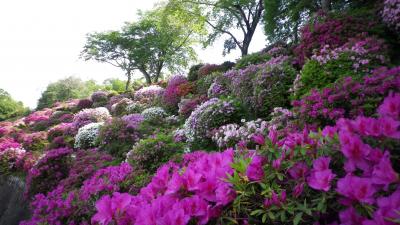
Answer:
74, 122, 103, 149
141, 107, 168, 124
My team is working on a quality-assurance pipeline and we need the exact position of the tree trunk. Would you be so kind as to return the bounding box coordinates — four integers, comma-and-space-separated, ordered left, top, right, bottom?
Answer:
139, 68, 152, 84
125, 71, 131, 91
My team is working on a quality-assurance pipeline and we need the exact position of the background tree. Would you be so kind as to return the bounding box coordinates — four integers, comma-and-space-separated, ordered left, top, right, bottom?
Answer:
82, 5, 205, 86
102, 78, 127, 93
0, 89, 28, 121
81, 31, 137, 90
263, 0, 377, 43
168, 0, 264, 56
37, 76, 103, 109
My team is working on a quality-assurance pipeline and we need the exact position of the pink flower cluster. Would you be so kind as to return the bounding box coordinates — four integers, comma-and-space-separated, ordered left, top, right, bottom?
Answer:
24, 108, 53, 126
92, 149, 236, 225
0, 137, 21, 152
293, 66, 400, 126
163, 75, 188, 108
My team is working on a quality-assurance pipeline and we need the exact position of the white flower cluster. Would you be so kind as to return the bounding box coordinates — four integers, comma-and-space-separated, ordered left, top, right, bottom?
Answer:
74, 122, 103, 149
141, 107, 168, 123
212, 119, 268, 148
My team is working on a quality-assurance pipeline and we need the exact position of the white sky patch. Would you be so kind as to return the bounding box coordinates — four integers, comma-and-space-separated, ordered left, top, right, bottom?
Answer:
0, 0, 266, 108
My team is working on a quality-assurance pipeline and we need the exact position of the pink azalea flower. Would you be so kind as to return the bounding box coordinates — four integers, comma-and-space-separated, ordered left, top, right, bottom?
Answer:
312, 156, 331, 171
293, 183, 304, 198
268, 127, 278, 145
339, 206, 366, 225
378, 117, 400, 139
92, 195, 113, 225
322, 126, 337, 138
307, 169, 336, 192
336, 174, 376, 204
288, 162, 309, 179
246, 155, 265, 181
252, 134, 265, 146
372, 151, 398, 186
339, 131, 371, 172
378, 92, 400, 120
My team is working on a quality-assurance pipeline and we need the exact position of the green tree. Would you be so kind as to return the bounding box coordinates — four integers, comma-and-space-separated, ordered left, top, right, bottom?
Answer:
169, 0, 264, 56
103, 78, 127, 93
0, 89, 28, 121
37, 76, 103, 109
263, 0, 373, 43
82, 6, 204, 86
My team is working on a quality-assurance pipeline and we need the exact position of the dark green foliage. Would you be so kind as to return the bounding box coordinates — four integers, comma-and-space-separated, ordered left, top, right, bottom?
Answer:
98, 118, 142, 159
127, 133, 184, 174
195, 72, 224, 95
188, 63, 204, 81
254, 63, 297, 117
235, 52, 271, 69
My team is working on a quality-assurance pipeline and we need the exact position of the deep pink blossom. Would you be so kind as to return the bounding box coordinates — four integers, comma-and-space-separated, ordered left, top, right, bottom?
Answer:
246, 155, 266, 181
336, 174, 376, 204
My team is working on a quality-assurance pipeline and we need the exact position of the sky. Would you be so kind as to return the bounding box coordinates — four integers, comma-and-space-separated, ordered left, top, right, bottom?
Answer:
0, 0, 266, 109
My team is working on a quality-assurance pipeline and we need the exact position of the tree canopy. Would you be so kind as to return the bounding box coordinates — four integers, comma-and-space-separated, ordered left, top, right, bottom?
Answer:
0, 89, 28, 121
168, 0, 265, 56
81, 5, 205, 87
37, 77, 103, 109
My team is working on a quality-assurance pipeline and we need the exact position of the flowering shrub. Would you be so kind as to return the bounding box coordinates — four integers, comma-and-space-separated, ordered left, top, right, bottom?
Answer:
382, 0, 400, 32
212, 119, 268, 149
25, 147, 72, 197
111, 97, 133, 116
293, 66, 400, 126
198, 63, 222, 77
178, 95, 208, 118
207, 82, 227, 98
134, 85, 164, 105
91, 91, 109, 106
72, 107, 110, 130
92, 149, 236, 225
184, 98, 239, 149
163, 75, 188, 110
141, 107, 168, 124
224, 58, 296, 117
74, 122, 103, 149
98, 115, 144, 158
296, 36, 389, 98
218, 93, 400, 224
21, 131, 48, 151
48, 110, 74, 126
21, 162, 137, 225
77, 98, 93, 110
126, 133, 184, 173
125, 101, 145, 114
294, 13, 377, 65
0, 137, 21, 152
235, 51, 271, 69
0, 147, 27, 174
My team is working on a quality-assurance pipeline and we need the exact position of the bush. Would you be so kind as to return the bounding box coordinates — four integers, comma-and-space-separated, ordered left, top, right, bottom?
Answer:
183, 98, 240, 149
292, 66, 400, 127
110, 97, 133, 116
126, 102, 145, 114
295, 36, 389, 98
198, 64, 222, 77
195, 71, 224, 95
141, 107, 168, 124
294, 12, 380, 66
187, 63, 204, 81
72, 107, 110, 130
178, 95, 208, 118
235, 51, 271, 69
126, 133, 184, 174
74, 122, 103, 149
162, 75, 188, 111
25, 147, 72, 197
21, 131, 48, 151
90, 91, 108, 106
77, 99, 93, 110
98, 115, 144, 158
382, 0, 400, 33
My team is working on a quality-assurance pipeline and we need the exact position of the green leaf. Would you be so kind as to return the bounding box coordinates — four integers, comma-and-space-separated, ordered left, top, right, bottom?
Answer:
293, 212, 303, 225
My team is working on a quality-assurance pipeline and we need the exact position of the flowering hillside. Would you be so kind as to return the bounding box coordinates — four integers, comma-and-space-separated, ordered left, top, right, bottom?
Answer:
1, 4, 400, 225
